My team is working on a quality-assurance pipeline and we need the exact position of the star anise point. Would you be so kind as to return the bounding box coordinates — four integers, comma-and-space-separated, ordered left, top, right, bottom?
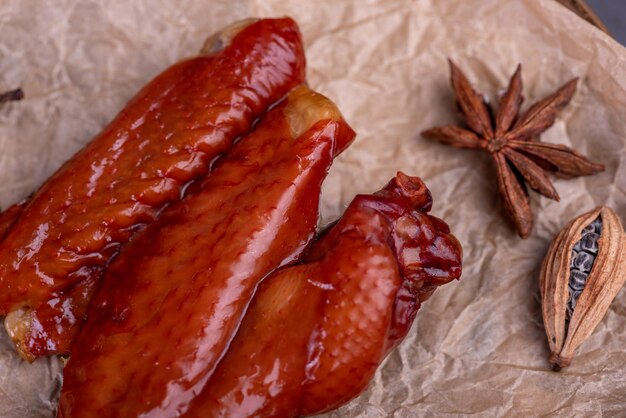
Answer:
422, 60, 604, 238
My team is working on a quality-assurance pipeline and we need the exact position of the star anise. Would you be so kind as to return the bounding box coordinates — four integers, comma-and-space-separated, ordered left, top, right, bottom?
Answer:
422, 60, 604, 239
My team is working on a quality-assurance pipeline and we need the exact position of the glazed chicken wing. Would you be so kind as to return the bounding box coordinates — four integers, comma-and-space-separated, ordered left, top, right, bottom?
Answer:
0, 17, 306, 360
58, 86, 355, 418
182, 173, 462, 418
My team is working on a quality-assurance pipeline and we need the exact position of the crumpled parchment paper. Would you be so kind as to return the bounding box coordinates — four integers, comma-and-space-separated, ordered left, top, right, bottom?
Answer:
1, 0, 625, 416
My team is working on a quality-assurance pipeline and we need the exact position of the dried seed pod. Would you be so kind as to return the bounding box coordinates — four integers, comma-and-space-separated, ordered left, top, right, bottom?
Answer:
540, 206, 626, 371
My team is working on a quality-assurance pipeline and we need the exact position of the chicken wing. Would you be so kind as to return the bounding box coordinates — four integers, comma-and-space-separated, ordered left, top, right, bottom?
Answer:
58, 86, 355, 418
182, 173, 462, 418
1, 17, 306, 359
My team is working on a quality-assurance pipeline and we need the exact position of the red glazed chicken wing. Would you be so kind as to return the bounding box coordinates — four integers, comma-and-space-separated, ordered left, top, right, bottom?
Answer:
58, 86, 355, 418
0, 17, 306, 360
183, 173, 462, 418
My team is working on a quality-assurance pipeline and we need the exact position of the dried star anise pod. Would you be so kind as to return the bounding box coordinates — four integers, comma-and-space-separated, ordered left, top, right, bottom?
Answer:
422, 60, 605, 238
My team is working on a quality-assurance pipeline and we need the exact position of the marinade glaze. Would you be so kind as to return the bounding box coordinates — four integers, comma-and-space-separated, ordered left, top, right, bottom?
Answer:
182, 173, 463, 418
58, 87, 356, 418
0, 17, 306, 359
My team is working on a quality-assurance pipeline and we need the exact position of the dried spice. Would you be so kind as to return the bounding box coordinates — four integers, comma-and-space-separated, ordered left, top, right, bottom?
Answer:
540, 206, 626, 371
0, 88, 24, 106
566, 216, 602, 319
422, 60, 604, 238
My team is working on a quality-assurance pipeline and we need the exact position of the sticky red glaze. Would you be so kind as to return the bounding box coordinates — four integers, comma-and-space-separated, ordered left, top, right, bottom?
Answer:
0, 201, 27, 241
0, 18, 306, 357
182, 173, 462, 418
22, 273, 98, 358
58, 88, 356, 418
0, 199, 97, 358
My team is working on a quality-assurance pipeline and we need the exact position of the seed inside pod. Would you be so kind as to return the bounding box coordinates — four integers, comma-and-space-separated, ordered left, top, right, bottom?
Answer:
540, 206, 626, 371
566, 216, 602, 321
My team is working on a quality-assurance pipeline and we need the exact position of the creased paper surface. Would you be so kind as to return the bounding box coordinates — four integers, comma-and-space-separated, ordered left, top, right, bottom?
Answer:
0, 0, 625, 416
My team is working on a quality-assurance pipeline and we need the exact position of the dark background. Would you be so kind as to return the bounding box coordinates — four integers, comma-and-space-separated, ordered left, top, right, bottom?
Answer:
588, 0, 626, 45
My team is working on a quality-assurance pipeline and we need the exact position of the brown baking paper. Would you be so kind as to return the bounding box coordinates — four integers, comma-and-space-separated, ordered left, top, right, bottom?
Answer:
1, 0, 625, 416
